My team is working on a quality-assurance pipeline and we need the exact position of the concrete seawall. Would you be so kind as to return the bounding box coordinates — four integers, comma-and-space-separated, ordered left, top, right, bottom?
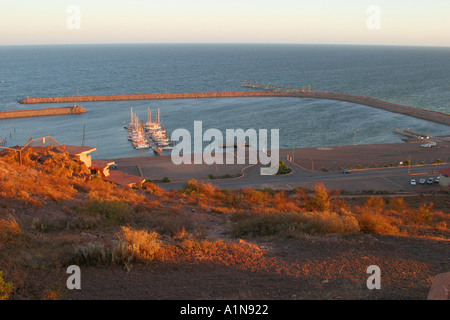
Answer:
0, 106, 87, 120
18, 91, 450, 126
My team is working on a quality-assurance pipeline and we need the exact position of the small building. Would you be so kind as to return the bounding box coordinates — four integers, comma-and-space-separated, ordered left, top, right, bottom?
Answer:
91, 159, 116, 177
103, 170, 146, 188
64, 146, 97, 168
437, 168, 450, 187
64, 145, 144, 187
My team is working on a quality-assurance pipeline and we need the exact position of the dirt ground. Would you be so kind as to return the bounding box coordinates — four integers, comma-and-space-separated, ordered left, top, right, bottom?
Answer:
63, 238, 446, 300
58, 206, 448, 301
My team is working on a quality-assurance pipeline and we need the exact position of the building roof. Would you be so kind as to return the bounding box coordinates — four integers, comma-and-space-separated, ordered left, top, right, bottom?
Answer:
103, 170, 145, 187
437, 168, 450, 177
91, 159, 115, 170
63, 145, 96, 156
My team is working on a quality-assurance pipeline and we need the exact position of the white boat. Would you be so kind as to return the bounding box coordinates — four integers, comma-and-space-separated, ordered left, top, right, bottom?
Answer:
144, 107, 162, 131
125, 106, 172, 152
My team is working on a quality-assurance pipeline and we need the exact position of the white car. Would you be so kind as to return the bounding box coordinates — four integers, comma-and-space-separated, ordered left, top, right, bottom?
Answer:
427, 178, 434, 184
435, 177, 440, 184
419, 178, 426, 184
410, 179, 416, 186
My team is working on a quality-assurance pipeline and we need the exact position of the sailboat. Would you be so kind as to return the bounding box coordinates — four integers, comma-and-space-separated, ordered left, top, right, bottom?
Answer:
144, 107, 162, 131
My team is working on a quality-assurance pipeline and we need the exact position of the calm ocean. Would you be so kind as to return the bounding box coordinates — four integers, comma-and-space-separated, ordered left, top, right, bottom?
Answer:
0, 44, 449, 159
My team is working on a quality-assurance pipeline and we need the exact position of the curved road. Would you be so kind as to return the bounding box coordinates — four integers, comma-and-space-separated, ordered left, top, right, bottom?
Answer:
159, 161, 447, 192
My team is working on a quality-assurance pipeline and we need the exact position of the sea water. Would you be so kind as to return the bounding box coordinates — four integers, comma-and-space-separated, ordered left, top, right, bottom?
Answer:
0, 44, 449, 159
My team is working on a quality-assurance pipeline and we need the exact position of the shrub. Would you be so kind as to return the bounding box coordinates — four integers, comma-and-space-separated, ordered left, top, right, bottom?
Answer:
277, 161, 292, 175
181, 179, 219, 197
120, 226, 164, 261
408, 203, 434, 225
0, 271, 13, 300
77, 200, 132, 225
365, 196, 385, 212
356, 212, 399, 235
75, 241, 134, 268
306, 183, 331, 212
389, 197, 408, 212
0, 216, 21, 242
231, 211, 360, 238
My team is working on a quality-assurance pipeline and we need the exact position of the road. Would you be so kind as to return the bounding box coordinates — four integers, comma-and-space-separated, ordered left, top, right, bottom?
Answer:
110, 137, 449, 192
158, 161, 447, 192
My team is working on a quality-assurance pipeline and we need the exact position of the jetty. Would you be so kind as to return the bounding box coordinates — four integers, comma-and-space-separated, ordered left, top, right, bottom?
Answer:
0, 105, 87, 120
392, 128, 430, 139
17, 84, 450, 126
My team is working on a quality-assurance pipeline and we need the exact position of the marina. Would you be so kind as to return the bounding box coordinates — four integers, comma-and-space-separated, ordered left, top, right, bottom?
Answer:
125, 106, 174, 155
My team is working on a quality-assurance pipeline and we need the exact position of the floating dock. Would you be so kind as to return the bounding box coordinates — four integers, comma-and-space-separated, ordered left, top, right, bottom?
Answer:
0, 105, 87, 120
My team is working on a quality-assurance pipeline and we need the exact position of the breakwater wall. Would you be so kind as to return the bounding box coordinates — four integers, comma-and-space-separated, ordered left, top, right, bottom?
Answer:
19, 91, 282, 104
0, 106, 87, 120
18, 91, 450, 126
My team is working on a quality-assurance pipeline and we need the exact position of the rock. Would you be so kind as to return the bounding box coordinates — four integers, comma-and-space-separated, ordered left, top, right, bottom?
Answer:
427, 272, 450, 300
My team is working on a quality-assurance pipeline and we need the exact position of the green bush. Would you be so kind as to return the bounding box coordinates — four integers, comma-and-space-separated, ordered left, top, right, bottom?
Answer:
77, 200, 132, 225
0, 271, 13, 300
277, 161, 292, 175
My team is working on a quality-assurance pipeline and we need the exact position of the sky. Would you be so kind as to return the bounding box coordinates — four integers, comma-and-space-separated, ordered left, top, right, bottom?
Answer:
0, 0, 449, 46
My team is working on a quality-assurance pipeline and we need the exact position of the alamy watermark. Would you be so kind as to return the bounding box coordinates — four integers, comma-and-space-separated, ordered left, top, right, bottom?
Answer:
67, 5, 81, 30
366, 265, 381, 289
66, 265, 81, 290
366, 5, 381, 30
170, 121, 280, 175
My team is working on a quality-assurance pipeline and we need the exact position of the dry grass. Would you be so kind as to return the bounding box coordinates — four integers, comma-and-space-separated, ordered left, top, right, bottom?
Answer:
0, 216, 22, 242
0, 148, 448, 299
231, 211, 360, 238
74, 226, 297, 276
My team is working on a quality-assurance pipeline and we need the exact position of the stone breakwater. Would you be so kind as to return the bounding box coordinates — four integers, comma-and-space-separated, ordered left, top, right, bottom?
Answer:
18, 91, 450, 126
18, 91, 282, 104
0, 106, 87, 119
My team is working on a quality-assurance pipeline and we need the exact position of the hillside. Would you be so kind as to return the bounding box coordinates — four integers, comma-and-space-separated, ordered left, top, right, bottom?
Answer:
0, 147, 448, 300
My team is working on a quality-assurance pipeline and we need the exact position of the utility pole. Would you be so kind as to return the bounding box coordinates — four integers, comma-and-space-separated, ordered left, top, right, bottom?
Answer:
354, 129, 358, 145
292, 144, 295, 162
81, 122, 85, 146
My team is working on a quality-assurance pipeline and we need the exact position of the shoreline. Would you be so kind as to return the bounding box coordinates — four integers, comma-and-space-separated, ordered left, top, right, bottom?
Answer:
106, 137, 450, 188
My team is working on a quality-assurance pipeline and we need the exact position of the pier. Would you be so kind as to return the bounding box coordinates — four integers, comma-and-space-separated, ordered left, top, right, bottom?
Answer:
392, 128, 430, 139
18, 85, 450, 126
0, 105, 87, 120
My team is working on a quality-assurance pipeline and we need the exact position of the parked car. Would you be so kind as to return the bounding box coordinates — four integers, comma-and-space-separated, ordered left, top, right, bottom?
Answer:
410, 179, 416, 186
342, 169, 351, 174
427, 178, 434, 184
419, 178, 426, 184
435, 176, 440, 184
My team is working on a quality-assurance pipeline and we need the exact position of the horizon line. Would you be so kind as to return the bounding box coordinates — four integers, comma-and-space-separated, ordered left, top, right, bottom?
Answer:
1, 42, 449, 48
